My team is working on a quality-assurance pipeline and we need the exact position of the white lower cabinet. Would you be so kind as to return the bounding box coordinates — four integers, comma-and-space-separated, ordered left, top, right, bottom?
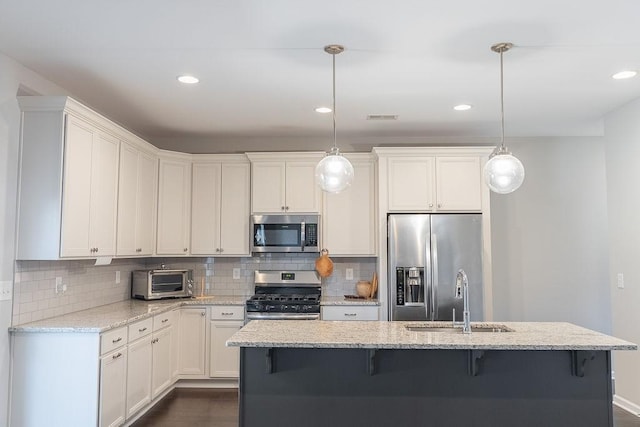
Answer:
99, 346, 127, 427
125, 334, 152, 418
321, 305, 379, 321
209, 305, 245, 378
151, 326, 173, 398
178, 307, 208, 376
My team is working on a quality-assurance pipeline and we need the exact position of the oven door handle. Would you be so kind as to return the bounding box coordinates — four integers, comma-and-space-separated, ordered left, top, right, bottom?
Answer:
246, 313, 320, 320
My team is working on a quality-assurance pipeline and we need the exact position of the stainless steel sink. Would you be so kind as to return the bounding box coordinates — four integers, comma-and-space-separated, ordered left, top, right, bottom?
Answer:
405, 324, 513, 333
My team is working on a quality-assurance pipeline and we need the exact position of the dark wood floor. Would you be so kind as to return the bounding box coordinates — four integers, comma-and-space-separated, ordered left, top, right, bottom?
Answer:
132, 388, 640, 427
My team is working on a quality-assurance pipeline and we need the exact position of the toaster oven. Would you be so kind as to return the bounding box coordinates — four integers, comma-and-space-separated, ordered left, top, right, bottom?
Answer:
131, 269, 194, 300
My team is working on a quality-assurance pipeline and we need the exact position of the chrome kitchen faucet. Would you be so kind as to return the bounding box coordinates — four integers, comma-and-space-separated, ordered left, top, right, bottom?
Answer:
453, 269, 472, 334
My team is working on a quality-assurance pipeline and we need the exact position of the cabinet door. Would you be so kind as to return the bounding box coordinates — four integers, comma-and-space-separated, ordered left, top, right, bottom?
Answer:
136, 150, 158, 255
191, 162, 221, 254
251, 161, 286, 213
178, 308, 207, 376
219, 163, 250, 255
209, 320, 243, 378
60, 115, 94, 257
157, 158, 191, 255
116, 142, 138, 256
151, 327, 173, 399
387, 157, 435, 211
126, 337, 152, 418
323, 158, 375, 255
89, 131, 119, 256
99, 348, 127, 427
435, 156, 482, 211
285, 161, 321, 213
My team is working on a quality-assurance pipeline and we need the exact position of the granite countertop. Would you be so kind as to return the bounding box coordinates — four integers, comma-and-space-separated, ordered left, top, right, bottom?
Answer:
227, 320, 638, 351
320, 296, 380, 306
10, 295, 247, 334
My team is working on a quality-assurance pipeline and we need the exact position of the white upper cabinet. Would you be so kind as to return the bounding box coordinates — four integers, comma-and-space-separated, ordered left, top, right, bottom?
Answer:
156, 152, 192, 255
378, 148, 487, 212
191, 156, 250, 256
435, 156, 482, 211
16, 97, 128, 259
322, 154, 376, 256
61, 115, 120, 257
116, 141, 158, 257
247, 153, 323, 214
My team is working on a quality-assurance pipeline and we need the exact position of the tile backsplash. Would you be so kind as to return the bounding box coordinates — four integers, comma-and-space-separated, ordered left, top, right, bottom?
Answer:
13, 254, 377, 325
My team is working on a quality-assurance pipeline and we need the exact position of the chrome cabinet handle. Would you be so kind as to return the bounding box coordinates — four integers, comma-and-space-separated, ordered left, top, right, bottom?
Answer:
152, 338, 159, 344
112, 352, 122, 359
344, 313, 357, 317
138, 327, 147, 332
183, 248, 188, 252
222, 312, 233, 316
161, 318, 169, 323
112, 337, 122, 344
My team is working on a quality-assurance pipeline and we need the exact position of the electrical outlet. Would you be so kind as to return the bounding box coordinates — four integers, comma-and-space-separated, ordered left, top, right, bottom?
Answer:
345, 268, 354, 280
62, 284, 68, 294
55, 277, 63, 294
617, 273, 624, 289
205, 282, 210, 290
115, 271, 121, 284
233, 268, 241, 280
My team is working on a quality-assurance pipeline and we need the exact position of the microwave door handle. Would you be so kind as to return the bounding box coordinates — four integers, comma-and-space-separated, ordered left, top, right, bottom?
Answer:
300, 221, 306, 252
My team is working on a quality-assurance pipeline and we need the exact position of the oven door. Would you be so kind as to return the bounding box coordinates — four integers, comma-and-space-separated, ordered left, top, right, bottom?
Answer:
251, 215, 319, 253
246, 312, 320, 320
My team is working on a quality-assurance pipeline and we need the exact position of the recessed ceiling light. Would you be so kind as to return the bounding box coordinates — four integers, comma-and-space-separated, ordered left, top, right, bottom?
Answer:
315, 107, 332, 113
612, 70, 637, 80
453, 104, 473, 111
177, 75, 199, 84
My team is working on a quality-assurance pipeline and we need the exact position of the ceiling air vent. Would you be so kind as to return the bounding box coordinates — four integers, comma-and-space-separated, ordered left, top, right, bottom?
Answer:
366, 114, 398, 121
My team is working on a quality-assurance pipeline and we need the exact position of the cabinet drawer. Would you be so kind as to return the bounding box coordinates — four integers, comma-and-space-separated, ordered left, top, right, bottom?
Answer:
321, 306, 379, 321
101, 326, 128, 355
153, 310, 178, 331
128, 317, 153, 342
210, 305, 245, 321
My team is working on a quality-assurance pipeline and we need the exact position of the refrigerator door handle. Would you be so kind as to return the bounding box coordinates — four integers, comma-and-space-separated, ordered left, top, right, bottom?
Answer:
431, 233, 438, 321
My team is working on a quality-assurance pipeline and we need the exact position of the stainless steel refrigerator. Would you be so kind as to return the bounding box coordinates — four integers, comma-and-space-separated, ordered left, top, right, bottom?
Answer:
388, 214, 483, 321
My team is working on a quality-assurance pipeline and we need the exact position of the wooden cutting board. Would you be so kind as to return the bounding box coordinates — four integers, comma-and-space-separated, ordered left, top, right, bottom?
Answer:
370, 272, 378, 299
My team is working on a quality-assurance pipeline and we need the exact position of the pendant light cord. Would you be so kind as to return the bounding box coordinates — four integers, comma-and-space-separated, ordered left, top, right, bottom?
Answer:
332, 52, 337, 151
499, 48, 505, 150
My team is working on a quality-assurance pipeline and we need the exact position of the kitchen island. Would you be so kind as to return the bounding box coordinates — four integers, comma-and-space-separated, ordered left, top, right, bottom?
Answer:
228, 320, 636, 427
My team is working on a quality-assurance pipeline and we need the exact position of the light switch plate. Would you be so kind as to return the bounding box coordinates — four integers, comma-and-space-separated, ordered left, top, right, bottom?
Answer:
115, 271, 121, 284
233, 268, 241, 280
0, 281, 12, 301
345, 268, 354, 280
617, 273, 624, 289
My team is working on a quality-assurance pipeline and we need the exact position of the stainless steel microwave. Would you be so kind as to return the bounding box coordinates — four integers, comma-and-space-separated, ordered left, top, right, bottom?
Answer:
251, 214, 320, 253
131, 269, 194, 300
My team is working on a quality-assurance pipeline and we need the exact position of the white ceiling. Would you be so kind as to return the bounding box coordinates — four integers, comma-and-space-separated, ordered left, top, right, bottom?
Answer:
1, 0, 639, 152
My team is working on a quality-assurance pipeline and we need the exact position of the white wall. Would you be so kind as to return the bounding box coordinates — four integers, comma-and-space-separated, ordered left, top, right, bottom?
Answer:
490, 137, 612, 333
604, 97, 640, 411
0, 52, 67, 427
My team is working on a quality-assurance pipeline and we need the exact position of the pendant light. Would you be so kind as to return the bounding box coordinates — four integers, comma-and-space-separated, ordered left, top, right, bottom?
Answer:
483, 42, 525, 194
315, 44, 355, 194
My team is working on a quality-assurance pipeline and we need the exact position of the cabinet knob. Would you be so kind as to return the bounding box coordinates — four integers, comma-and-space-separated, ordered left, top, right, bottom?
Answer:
437, 203, 442, 208
201, 311, 206, 317
285, 206, 289, 211
183, 248, 188, 252
220, 248, 224, 253
281, 206, 285, 211
215, 248, 220, 252
95, 248, 99, 253
429, 203, 433, 208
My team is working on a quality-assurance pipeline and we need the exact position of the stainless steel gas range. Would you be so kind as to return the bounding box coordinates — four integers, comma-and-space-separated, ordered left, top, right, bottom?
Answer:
245, 270, 321, 320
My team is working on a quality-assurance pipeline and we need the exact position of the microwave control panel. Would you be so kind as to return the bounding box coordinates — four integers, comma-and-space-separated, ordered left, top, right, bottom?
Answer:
305, 224, 318, 246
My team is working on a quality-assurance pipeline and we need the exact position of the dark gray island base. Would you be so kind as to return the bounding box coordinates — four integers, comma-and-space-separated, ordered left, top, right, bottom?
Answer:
228, 321, 637, 427
239, 347, 611, 427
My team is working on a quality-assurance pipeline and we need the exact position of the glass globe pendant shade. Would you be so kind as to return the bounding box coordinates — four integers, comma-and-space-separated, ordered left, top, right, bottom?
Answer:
315, 148, 354, 194
483, 151, 525, 194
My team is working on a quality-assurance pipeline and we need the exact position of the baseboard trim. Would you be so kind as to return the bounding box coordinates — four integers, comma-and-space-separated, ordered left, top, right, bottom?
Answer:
614, 394, 640, 416
176, 378, 239, 389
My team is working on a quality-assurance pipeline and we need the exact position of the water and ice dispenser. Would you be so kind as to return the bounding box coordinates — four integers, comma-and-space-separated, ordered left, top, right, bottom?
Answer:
395, 267, 425, 306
